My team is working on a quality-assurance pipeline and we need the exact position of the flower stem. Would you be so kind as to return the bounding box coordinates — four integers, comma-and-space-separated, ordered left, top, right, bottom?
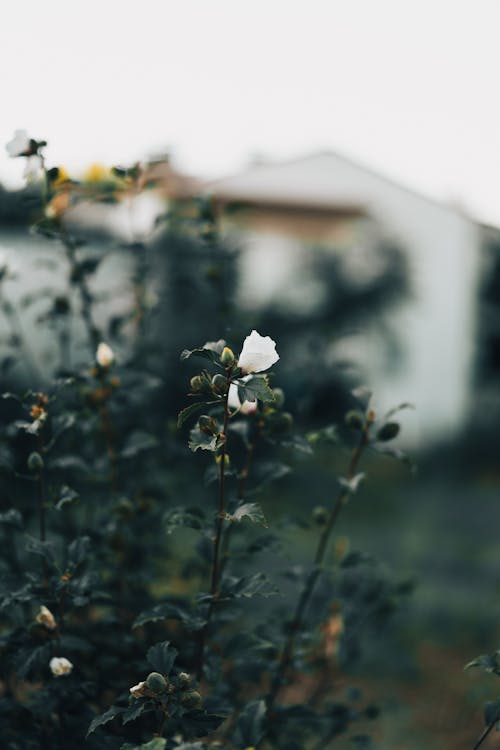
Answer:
195, 376, 231, 679
265, 422, 370, 713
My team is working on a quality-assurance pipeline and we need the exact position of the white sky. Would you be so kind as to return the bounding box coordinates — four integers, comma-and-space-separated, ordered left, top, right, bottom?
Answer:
1, 0, 500, 224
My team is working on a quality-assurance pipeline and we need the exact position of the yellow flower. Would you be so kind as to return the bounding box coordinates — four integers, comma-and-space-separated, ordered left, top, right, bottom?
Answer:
84, 162, 109, 183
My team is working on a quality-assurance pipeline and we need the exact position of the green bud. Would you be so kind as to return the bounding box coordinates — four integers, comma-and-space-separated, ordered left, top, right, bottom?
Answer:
199, 415, 219, 435
272, 388, 285, 408
270, 412, 293, 433
312, 506, 329, 525
345, 410, 365, 430
190, 375, 203, 392
220, 347, 235, 366
146, 672, 168, 694
377, 422, 400, 441
27, 452, 44, 473
181, 689, 202, 708
211, 373, 228, 395
178, 671, 191, 688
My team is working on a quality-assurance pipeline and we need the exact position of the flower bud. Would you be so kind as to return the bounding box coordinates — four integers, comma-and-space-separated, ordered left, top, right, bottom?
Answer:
27, 451, 44, 473
49, 656, 73, 677
199, 415, 219, 435
190, 375, 203, 392
146, 671, 168, 694
220, 346, 235, 366
181, 689, 202, 708
312, 506, 329, 526
129, 680, 148, 698
376, 422, 400, 441
178, 672, 191, 688
36, 605, 57, 630
211, 373, 228, 396
345, 410, 364, 430
269, 412, 293, 433
96, 342, 114, 369
272, 388, 285, 408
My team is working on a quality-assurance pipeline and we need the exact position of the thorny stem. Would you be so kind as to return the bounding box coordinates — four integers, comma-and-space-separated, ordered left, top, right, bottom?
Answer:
196, 374, 231, 680
264, 421, 370, 715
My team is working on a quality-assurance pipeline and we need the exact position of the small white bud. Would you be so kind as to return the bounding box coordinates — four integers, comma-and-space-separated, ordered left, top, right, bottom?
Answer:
129, 680, 148, 698
49, 656, 73, 677
96, 342, 114, 368
36, 605, 57, 630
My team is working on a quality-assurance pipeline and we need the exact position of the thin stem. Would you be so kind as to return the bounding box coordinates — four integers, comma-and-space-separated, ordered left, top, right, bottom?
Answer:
37, 434, 47, 542
472, 719, 497, 750
219, 425, 260, 579
265, 424, 370, 713
62, 233, 100, 354
195, 377, 231, 680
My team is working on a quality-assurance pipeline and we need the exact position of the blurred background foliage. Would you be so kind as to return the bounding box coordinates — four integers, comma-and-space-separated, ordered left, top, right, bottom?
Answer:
0, 170, 498, 750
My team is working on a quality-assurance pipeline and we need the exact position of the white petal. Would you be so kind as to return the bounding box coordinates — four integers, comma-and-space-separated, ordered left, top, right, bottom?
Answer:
6, 129, 30, 157
237, 330, 279, 374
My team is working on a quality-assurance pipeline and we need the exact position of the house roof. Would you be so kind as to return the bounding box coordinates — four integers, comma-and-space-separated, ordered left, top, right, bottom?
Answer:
205, 150, 473, 220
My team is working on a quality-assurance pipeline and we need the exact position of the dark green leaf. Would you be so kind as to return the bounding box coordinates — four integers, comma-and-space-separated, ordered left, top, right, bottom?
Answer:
146, 641, 178, 675
121, 431, 158, 458
164, 506, 206, 534
177, 401, 206, 429
233, 699, 267, 748
225, 502, 268, 527
221, 573, 279, 600
189, 425, 223, 452
55, 485, 79, 510
0, 508, 23, 528
87, 706, 125, 737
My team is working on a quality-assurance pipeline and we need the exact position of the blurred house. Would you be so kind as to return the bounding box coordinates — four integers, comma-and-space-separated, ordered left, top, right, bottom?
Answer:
207, 152, 484, 445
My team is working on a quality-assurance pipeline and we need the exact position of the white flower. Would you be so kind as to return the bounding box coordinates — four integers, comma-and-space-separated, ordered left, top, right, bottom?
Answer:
49, 656, 73, 677
237, 330, 279, 374
96, 342, 114, 368
228, 376, 258, 416
36, 605, 57, 630
129, 680, 147, 698
23, 154, 43, 182
6, 129, 31, 157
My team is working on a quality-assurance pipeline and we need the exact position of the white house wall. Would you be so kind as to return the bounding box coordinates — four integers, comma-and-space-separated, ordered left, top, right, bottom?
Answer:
211, 153, 483, 444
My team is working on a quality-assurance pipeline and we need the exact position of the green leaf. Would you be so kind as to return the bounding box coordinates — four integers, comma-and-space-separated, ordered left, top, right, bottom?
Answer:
179, 710, 225, 737
465, 653, 500, 675
376, 422, 400, 442
121, 431, 158, 458
180, 340, 225, 364
122, 699, 153, 725
133, 602, 205, 631
225, 502, 268, 528
147, 641, 178, 676
236, 375, 274, 403
233, 699, 267, 748
55, 485, 79, 510
221, 573, 279, 600
188, 425, 223, 452
87, 706, 125, 737
67, 536, 91, 568
484, 699, 500, 727
0, 508, 23, 528
177, 401, 206, 429
164, 506, 206, 534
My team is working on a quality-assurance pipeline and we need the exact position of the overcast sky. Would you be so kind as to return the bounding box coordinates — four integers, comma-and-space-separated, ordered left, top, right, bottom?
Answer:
1, 0, 500, 224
